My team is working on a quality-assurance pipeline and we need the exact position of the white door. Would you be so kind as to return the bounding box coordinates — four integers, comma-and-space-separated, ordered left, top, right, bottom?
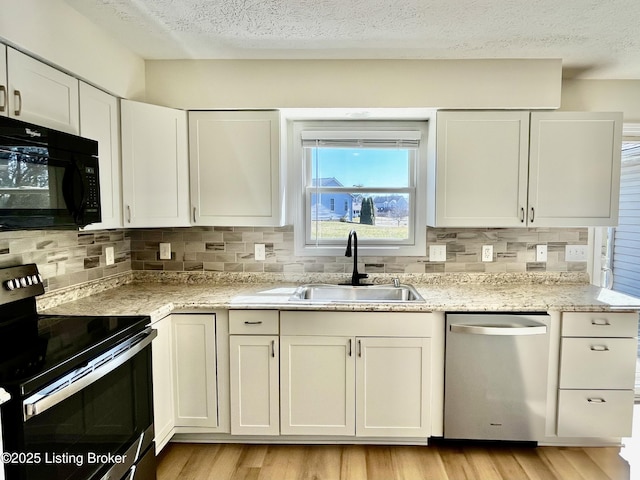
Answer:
229, 335, 279, 435
0, 45, 7, 117
189, 110, 282, 226
151, 315, 174, 452
280, 336, 355, 435
172, 314, 218, 428
7, 48, 79, 133
434, 111, 530, 227
121, 99, 190, 227
356, 337, 431, 437
528, 112, 622, 227
79, 82, 122, 230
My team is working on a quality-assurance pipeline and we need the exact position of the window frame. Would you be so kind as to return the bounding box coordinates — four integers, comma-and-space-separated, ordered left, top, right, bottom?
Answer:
290, 120, 430, 257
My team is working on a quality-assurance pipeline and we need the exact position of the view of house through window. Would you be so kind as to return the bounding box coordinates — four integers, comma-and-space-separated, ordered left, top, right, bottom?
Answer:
302, 131, 420, 247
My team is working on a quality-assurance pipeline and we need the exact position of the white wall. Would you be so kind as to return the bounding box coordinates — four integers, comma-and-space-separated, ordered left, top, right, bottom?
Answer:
145, 59, 562, 110
561, 80, 640, 123
0, 0, 145, 99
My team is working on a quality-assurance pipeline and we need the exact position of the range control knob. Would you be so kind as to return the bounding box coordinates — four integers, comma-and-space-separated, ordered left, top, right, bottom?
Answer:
4, 279, 16, 290
19, 277, 28, 287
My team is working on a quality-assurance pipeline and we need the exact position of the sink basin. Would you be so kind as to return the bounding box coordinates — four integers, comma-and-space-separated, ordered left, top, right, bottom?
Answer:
289, 284, 425, 303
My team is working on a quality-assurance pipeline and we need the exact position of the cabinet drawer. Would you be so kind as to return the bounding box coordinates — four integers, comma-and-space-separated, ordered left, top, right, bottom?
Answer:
229, 310, 279, 334
559, 337, 637, 389
562, 312, 638, 337
557, 389, 634, 438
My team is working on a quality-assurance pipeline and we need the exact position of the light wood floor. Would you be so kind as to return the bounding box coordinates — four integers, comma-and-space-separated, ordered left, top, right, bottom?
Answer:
157, 405, 640, 480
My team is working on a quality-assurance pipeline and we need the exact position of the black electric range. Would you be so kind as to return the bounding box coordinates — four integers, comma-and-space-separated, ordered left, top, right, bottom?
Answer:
0, 264, 156, 480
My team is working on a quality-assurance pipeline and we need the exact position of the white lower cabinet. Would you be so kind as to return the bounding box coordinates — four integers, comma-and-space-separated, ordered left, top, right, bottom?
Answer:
557, 311, 638, 438
229, 335, 279, 435
151, 315, 174, 453
280, 335, 356, 436
172, 314, 218, 428
356, 337, 431, 437
279, 311, 434, 438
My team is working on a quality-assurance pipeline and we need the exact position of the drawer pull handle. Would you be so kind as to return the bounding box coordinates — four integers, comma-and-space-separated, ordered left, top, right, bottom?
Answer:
587, 398, 606, 404
590, 345, 609, 352
591, 318, 611, 326
244, 321, 263, 325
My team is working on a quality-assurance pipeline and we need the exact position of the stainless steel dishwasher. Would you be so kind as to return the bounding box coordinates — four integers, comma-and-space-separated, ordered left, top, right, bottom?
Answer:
444, 313, 550, 442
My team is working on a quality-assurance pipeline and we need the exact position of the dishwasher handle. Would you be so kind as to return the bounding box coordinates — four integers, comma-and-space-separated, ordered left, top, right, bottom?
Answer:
450, 323, 547, 336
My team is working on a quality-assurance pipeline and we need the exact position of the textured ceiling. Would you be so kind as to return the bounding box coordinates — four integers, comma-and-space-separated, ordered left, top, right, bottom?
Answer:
62, 0, 640, 79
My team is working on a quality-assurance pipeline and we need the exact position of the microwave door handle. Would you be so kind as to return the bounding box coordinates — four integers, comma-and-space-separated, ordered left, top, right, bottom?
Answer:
23, 328, 157, 421
62, 162, 86, 223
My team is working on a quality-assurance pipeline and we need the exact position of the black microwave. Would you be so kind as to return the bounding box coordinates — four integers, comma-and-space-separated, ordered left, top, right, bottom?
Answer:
0, 116, 101, 230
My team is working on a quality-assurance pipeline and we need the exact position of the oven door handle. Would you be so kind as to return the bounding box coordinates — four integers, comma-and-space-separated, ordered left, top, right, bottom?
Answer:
23, 327, 157, 421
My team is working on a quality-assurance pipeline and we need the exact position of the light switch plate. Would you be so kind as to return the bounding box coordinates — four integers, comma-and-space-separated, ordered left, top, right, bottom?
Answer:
481, 245, 493, 262
566, 245, 588, 262
255, 244, 266, 261
105, 246, 115, 266
159, 242, 172, 260
429, 244, 447, 262
536, 245, 548, 262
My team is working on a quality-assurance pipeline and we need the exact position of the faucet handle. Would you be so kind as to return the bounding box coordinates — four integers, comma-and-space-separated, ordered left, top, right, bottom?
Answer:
393, 277, 400, 287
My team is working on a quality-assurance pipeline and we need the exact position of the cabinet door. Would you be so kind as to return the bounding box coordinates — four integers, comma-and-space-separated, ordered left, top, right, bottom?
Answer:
230, 335, 279, 435
151, 316, 174, 452
189, 110, 282, 226
433, 111, 530, 227
280, 336, 355, 435
356, 337, 431, 437
0, 45, 7, 117
529, 112, 622, 227
172, 314, 218, 428
121, 99, 190, 227
79, 82, 122, 230
7, 48, 79, 133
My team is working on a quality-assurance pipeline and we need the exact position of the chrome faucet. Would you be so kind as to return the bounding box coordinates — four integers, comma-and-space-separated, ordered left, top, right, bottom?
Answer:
345, 230, 369, 286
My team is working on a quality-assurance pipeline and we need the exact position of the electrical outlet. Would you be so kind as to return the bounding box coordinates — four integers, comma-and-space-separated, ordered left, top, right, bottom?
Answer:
536, 245, 548, 262
105, 246, 115, 266
481, 245, 493, 262
255, 244, 266, 261
566, 245, 588, 262
159, 242, 172, 260
429, 244, 447, 262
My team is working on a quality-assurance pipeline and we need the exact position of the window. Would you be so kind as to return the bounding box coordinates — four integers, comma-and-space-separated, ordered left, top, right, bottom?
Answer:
291, 121, 429, 256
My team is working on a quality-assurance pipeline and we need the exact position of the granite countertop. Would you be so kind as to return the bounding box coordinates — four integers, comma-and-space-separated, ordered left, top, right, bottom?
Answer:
38, 272, 640, 321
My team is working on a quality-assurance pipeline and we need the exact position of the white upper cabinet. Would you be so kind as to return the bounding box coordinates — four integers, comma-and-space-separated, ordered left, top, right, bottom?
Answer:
6, 48, 79, 134
121, 99, 190, 227
189, 110, 283, 226
430, 110, 623, 227
432, 111, 530, 227
0, 46, 7, 117
79, 82, 122, 230
528, 112, 622, 227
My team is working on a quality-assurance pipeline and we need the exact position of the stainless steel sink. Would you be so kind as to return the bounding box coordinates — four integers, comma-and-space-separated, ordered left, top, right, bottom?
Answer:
288, 284, 425, 303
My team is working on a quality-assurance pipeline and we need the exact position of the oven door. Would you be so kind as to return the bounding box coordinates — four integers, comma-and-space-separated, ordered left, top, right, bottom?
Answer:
7, 329, 156, 480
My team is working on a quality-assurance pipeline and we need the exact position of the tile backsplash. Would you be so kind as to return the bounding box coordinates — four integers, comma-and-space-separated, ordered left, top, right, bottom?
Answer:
0, 226, 588, 293
130, 226, 588, 275
0, 229, 131, 291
